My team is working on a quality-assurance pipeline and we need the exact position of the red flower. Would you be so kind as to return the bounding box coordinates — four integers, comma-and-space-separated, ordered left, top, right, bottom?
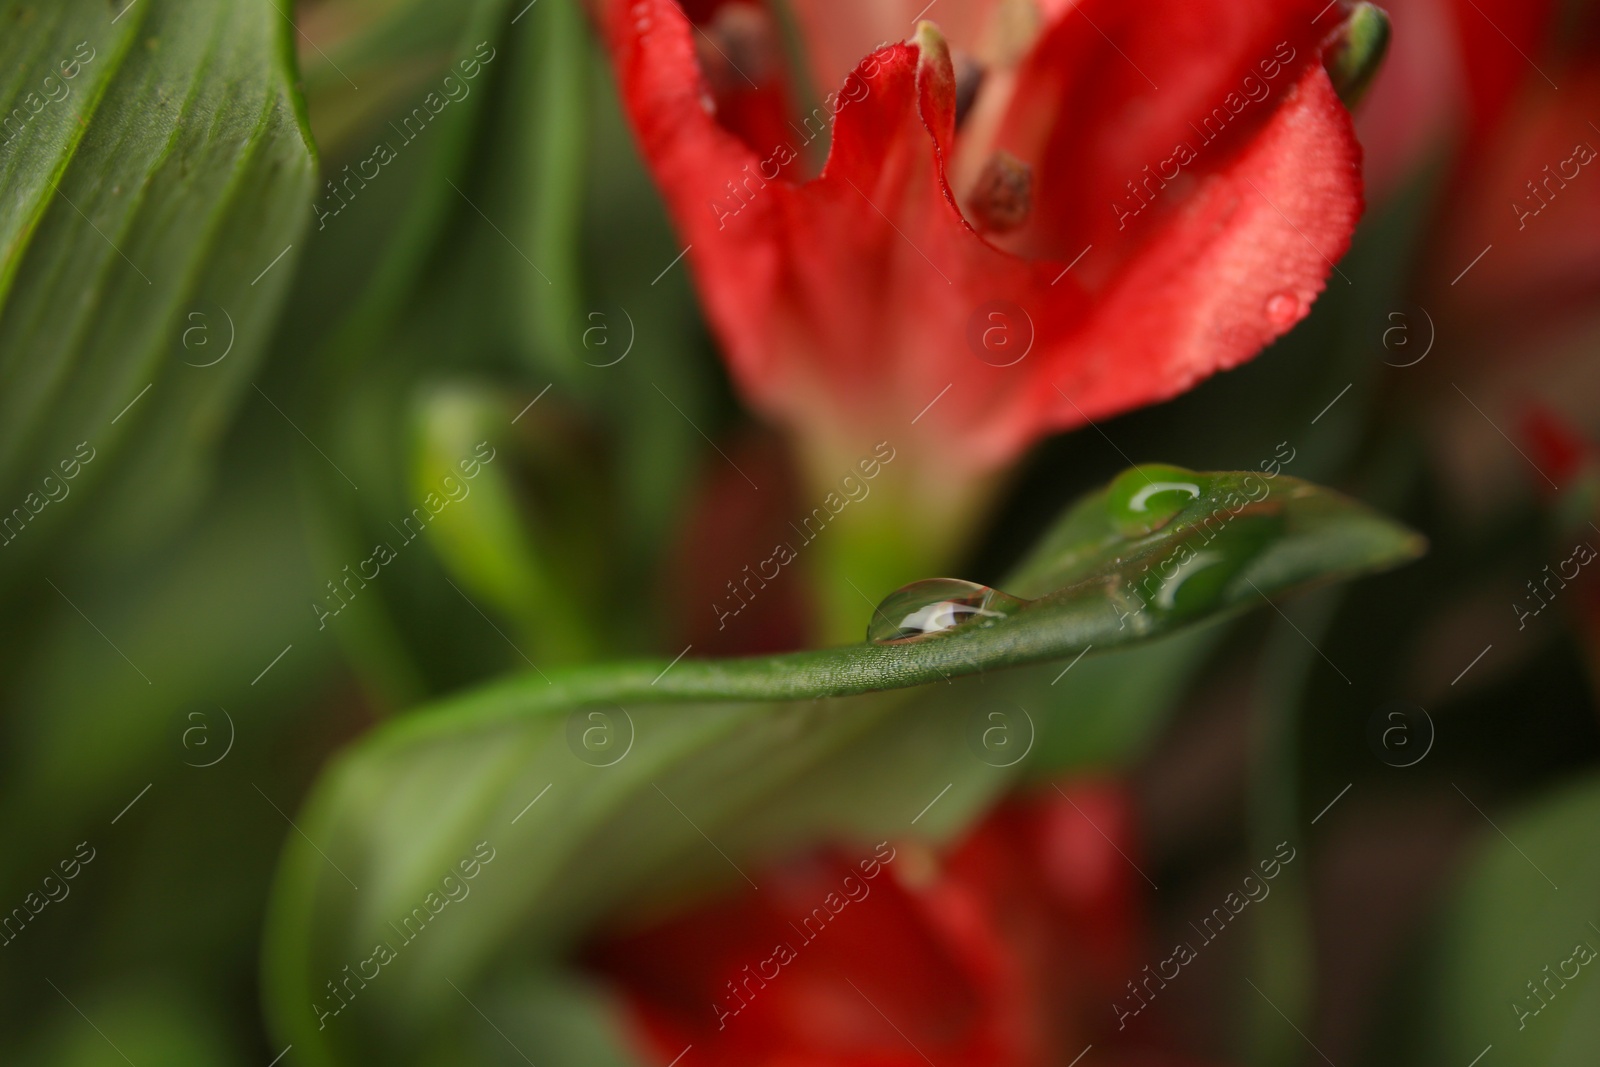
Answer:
588, 782, 1207, 1067
1356, 0, 1600, 510
600, 0, 1364, 481
1423, 27, 1600, 339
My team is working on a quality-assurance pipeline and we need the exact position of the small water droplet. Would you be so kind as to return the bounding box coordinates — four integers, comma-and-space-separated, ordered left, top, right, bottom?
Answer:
868, 578, 1028, 644
1105, 465, 1208, 537
1266, 290, 1302, 327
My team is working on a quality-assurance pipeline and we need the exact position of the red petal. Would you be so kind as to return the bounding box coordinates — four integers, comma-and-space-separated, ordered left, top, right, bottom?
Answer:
603, 0, 1364, 476
586, 781, 1150, 1067
986, 0, 1338, 262
684, 1, 806, 178
1446, 0, 1561, 147
1028, 64, 1364, 438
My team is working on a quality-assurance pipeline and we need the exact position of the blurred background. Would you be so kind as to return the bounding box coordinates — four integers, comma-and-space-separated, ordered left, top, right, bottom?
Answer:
2, 0, 1600, 1064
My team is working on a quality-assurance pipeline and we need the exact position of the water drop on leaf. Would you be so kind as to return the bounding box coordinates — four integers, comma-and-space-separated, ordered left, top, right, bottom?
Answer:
1105, 465, 1208, 537
868, 578, 1029, 644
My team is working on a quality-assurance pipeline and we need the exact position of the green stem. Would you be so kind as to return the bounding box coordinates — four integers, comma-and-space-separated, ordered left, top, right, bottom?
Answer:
1246, 590, 1336, 1067
796, 441, 1000, 645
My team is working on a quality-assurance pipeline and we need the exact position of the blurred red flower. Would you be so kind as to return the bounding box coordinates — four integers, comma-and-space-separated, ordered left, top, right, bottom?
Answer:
1359, 0, 1600, 326
600, 0, 1365, 483
1421, 2, 1600, 338
1355, 0, 1559, 193
589, 781, 1208, 1067
1362, 0, 1600, 508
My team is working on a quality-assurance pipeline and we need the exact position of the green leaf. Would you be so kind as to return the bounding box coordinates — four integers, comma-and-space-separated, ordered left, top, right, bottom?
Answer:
1022, 624, 1222, 776
0, 457, 336, 859
297, 0, 492, 154
574, 52, 718, 591
262, 468, 1422, 1064
0, 0, 315, 564
499, 0, 587, 383
350, 468, 1419, 710
1413, 773, 1600, 1067
291, 0, 511, 385
438, 970, 644, 1066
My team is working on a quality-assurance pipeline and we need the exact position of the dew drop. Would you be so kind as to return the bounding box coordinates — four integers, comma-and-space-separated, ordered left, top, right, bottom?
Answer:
1265, 290, 1302, 327
867, 578, 1028, 644
1105, 465, 1208, 537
